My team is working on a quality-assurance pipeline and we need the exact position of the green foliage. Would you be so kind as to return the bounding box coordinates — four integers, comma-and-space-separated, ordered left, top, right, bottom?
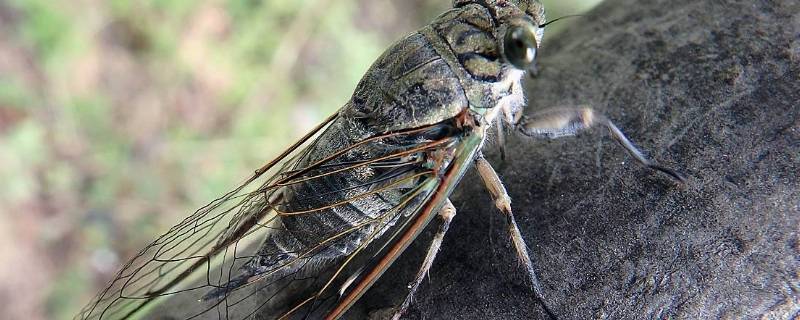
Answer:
9, 0, 73, 63
46, 266, 90, 320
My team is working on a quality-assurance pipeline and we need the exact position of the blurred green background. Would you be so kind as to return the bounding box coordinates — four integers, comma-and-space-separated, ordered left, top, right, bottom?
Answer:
0, 0, 600, 319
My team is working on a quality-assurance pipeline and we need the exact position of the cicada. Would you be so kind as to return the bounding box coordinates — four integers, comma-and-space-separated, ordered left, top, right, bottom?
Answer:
77, 1, 684, 319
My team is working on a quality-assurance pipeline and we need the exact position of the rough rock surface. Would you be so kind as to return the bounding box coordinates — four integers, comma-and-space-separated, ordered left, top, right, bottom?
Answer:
153, 0, 798, 319
355, 0, 800, 319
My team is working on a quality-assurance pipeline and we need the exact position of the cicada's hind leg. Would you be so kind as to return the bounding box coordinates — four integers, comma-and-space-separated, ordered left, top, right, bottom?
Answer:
475, 154, 557, 320
390, 199, 456, 320
518, 107, 685, 183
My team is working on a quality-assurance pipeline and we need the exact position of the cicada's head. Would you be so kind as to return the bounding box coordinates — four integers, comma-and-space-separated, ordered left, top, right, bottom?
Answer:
453, 0, 546, 71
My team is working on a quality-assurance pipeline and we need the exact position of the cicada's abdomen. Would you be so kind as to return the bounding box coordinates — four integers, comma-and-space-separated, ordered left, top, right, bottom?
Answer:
257, 28, 480, 261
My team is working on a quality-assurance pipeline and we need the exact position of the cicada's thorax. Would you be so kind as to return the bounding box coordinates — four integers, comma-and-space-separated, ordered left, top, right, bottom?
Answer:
344, 2, 534, 134
262, 2, 539, 262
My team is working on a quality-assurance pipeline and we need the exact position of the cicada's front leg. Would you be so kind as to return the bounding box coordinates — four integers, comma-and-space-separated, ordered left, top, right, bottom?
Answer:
518, 107, 685, 182
390, 199, 457, 320
474, 154, 557, 319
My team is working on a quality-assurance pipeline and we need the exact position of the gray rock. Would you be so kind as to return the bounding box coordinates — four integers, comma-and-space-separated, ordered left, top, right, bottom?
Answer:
356, 0, 800, 319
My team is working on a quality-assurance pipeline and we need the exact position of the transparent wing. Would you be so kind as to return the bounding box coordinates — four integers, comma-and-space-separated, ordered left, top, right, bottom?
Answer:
75, 112, 469, 320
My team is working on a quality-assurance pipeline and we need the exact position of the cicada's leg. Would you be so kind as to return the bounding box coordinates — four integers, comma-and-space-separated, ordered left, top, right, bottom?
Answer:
496, 118, 507, 160
518, 107, 685, 182
390, 199, 457, 320
474, 154, 557, 320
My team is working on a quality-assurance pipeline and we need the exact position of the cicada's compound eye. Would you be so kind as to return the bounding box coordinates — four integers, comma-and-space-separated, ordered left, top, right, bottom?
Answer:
503, 23, 539, 70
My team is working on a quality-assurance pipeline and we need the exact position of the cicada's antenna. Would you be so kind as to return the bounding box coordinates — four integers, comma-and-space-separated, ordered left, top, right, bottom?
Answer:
526, 14, 587, 77
539, 14, 585, 28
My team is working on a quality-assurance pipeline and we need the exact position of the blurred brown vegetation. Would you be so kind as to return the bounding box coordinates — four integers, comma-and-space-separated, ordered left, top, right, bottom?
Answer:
0, 0, 598, 319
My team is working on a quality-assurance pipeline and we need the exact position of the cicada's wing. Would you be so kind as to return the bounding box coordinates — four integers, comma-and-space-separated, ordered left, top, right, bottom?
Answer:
74, 113, 340, 320
76, 111, 475, 320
